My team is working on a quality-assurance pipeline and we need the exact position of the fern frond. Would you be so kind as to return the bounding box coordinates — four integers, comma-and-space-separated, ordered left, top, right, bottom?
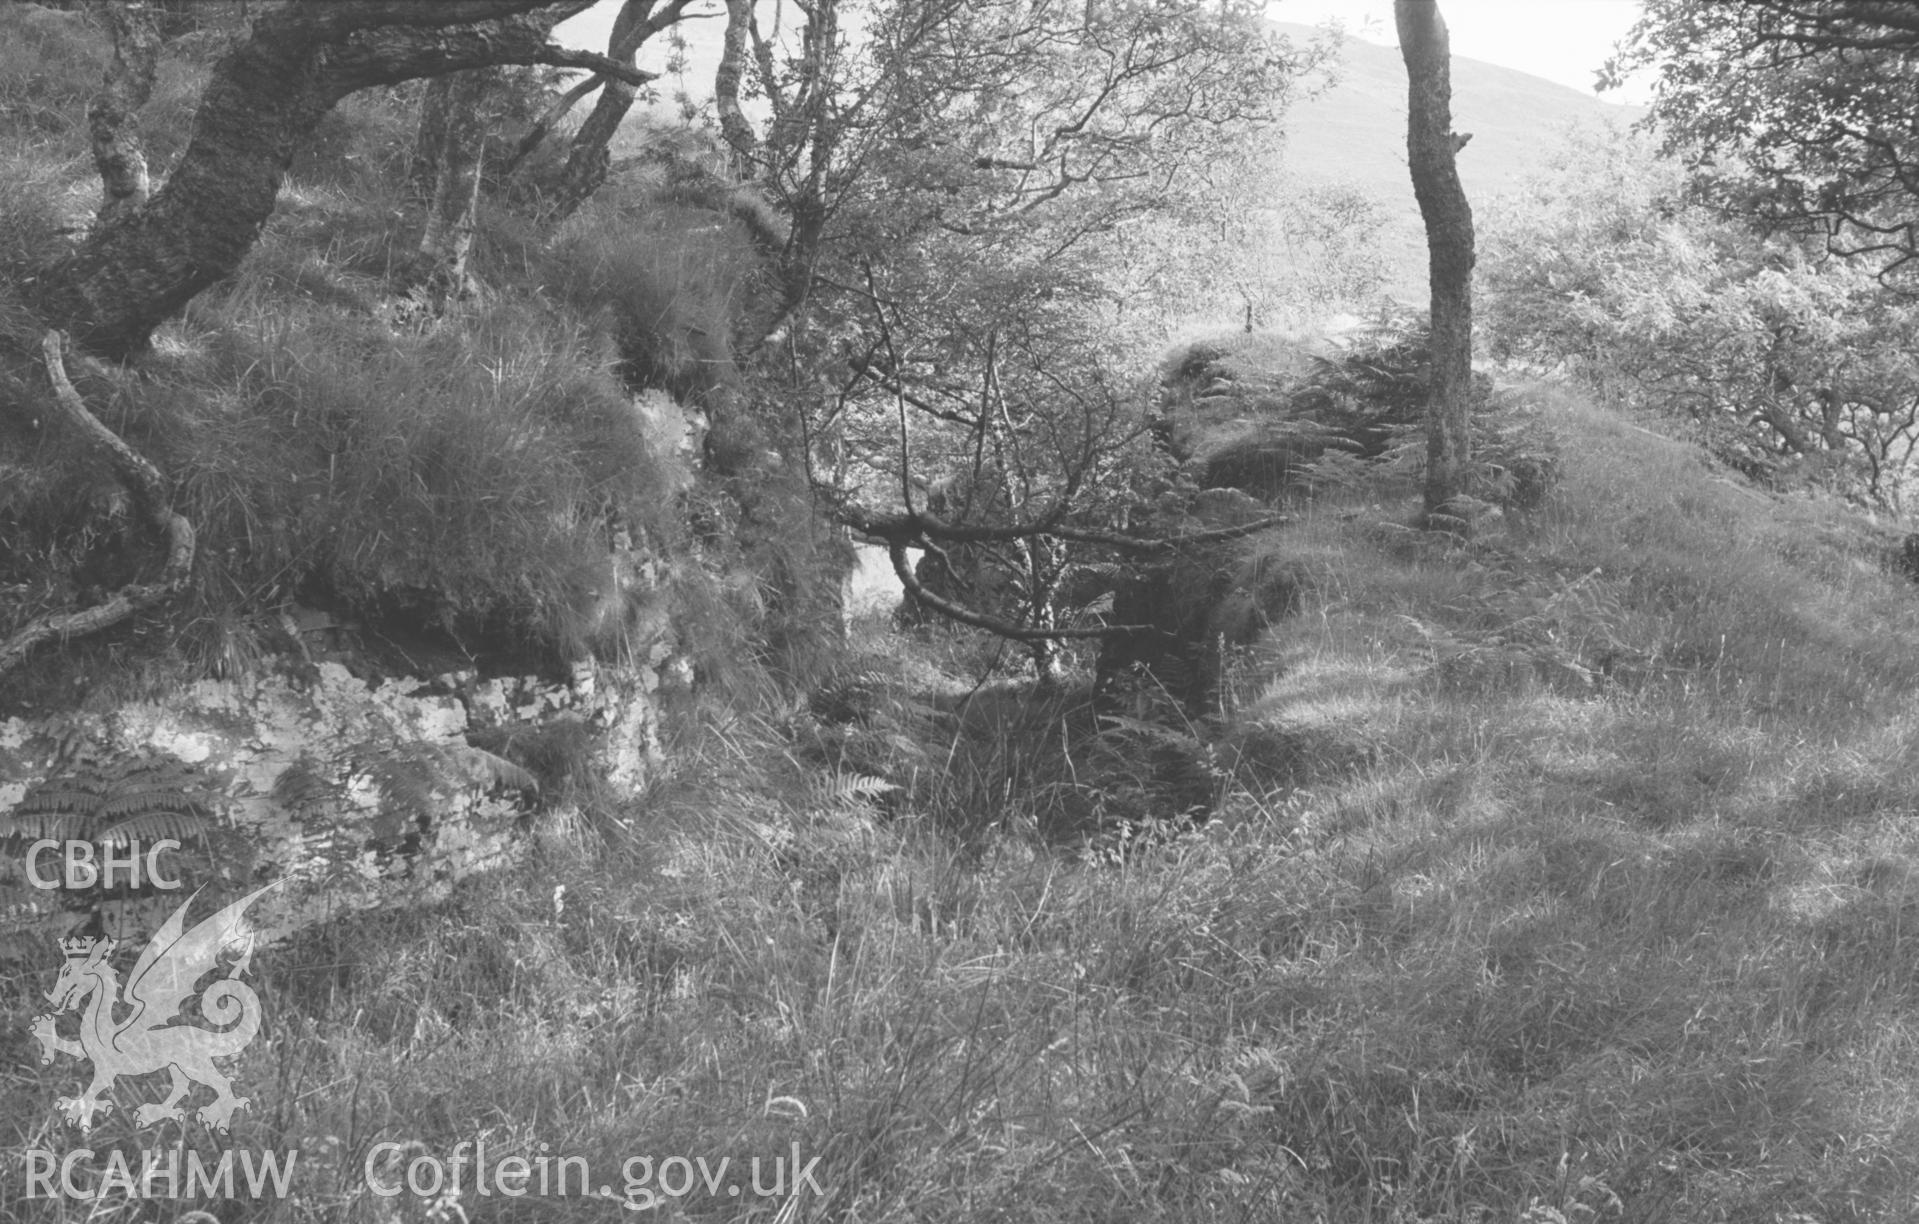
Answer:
9, 786, 105, 814
96, 810, 214, 846
0, 811, 87, 849
808, 769, 897, 812
98, 787, 212, 820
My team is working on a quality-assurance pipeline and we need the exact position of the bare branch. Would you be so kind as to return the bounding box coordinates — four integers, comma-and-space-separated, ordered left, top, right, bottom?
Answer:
840, 502, 1288, 554
888, 544, 1135, 641
280, 0, 599, 39
0, 334, 196, 679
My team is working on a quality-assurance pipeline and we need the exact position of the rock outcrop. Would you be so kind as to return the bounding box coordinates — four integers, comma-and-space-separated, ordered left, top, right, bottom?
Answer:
0, 645, 659, 961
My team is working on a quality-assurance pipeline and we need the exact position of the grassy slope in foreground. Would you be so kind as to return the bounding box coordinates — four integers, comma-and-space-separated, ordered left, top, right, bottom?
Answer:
12, 379, 1918, 1222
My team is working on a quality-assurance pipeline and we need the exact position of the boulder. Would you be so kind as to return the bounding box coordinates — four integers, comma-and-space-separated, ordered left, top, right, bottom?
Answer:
0, 652, 660, 962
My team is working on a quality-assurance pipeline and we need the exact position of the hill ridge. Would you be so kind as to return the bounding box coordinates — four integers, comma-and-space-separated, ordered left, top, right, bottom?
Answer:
1271, 20, 1645, 302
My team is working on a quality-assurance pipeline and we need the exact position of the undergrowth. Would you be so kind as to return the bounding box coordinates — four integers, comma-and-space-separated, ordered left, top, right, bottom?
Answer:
0, 24, 804, 689
9, 12, 1919, 1223
13, 375, 1919, 1220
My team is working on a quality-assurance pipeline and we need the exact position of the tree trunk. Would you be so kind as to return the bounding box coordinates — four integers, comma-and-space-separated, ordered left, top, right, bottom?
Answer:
89, 1, 162, 224
499, 68, 600, 180
503, 0, 657, 181
546, 77, 636, 221
1023, 536, 1065, 690
544, 0, 688, 222
405, 69, 497, 297
1396, 0, 1476, 525
408, 73, 460, 201
26, 0, 638, 362
715, 0, 758, 175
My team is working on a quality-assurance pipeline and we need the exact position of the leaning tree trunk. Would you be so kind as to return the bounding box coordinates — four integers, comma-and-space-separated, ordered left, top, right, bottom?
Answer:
24, 0, 644, 363
508, 0, 683, 191
547, 77, 639, 222
545, 2, 689, 222
1396, 0, 1476, 525
714, 0, 758, 177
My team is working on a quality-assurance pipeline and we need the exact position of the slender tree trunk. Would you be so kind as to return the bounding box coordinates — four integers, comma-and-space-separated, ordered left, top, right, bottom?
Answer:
1024, 536, 1064, 690
408, 73, 459, 201
89, 1, 162, 224
405, 69, 496, 296
500, 68, 601, 179
715, 0, 758, 175
1396, 0, 1476, 524
26, 1, 631, 362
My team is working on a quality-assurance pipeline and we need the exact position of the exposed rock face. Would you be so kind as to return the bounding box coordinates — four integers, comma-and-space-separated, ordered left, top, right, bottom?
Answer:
0, 654, 659, 961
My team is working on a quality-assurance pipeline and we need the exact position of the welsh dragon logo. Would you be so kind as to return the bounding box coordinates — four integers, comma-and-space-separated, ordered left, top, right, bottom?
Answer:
27, 882, 279, 1133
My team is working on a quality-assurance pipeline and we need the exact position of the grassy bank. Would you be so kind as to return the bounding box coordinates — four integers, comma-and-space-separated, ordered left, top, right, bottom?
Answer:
11, 381, 1917, 1222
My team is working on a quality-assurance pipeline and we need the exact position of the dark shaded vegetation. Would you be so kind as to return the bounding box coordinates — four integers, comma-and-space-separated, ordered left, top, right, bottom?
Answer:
0, 11, 840, 701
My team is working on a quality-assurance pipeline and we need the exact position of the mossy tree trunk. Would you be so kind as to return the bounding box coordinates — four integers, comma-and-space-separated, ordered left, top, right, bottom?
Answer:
89, 0, 162, 224
408, 69, 461, 201
1395, 0, 1477, 524
404, 69, 498, 298
25, 0, 647, 363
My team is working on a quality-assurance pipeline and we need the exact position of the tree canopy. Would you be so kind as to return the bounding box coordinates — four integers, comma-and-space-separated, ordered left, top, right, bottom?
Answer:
1611, 0, 1919, 281
1, 0, 1344, 681
1483, 125, 1919, 510
688, 0, 1331, 668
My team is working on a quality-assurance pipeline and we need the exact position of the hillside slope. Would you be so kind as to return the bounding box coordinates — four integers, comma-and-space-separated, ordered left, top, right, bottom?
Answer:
1272, 21, 1645, 301
25, 365, 1901, 1224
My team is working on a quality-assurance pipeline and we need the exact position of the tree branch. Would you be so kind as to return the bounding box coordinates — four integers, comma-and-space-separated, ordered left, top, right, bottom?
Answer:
527, 46, 660, 86
33, 0, 635, 357
840, 502, 1288, 553
279, 0, 599, 39
0, 334, 196, 679
888, 543, 1135, 641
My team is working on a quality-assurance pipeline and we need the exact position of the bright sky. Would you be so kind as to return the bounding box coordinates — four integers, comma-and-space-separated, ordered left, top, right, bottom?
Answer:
1276, 0, 1651, 102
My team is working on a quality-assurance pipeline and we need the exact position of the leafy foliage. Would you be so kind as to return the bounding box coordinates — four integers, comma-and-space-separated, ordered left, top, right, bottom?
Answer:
1611, 0, 1919, 282
1483, 126, 1919, 508
0, 749, 218, 853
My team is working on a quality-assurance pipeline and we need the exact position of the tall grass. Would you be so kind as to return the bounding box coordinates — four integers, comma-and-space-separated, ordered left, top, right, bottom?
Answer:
13, 372, 1919, 1223
12, 14, 1919, 1215
151, 292, 688, 665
